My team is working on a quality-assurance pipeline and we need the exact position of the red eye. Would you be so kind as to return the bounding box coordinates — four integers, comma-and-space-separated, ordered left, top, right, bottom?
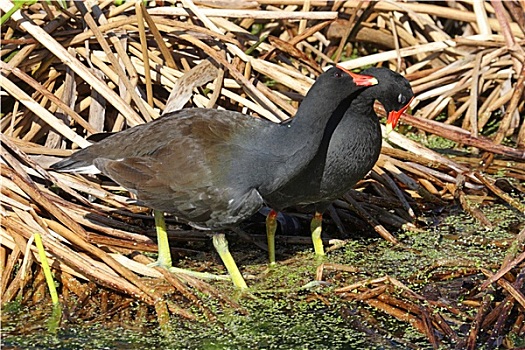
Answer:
333, 70, 343, 78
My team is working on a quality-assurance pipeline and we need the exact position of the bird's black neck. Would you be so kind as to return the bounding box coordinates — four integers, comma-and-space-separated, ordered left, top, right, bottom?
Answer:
278, 88, 360, 149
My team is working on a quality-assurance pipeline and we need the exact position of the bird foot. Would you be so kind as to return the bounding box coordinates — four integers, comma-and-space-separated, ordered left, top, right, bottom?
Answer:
167, 266, 231, 281
147, 260, 231, 281
147, 260, 172, 270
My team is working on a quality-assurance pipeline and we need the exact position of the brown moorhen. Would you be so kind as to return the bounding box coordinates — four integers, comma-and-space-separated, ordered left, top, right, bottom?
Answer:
263, 67, 414, 262
50, 66, 378, 289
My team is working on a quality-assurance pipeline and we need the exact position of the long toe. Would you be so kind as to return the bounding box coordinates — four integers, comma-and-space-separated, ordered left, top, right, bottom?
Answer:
167, 266, 231, 281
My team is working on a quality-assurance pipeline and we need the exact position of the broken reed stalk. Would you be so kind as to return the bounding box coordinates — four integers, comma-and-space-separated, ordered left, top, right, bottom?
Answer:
33, 233, 59, 305
329, 259, 524, 347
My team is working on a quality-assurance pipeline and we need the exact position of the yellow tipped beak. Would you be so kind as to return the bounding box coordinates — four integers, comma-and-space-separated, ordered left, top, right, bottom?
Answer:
385, 122, 393, 135
386, 96, 414, 133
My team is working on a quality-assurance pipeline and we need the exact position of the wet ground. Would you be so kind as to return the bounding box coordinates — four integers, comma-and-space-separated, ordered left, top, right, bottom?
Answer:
2, 202, 524, 349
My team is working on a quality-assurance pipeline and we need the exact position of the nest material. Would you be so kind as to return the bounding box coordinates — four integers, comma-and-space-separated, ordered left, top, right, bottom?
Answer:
1, 1, 524, 347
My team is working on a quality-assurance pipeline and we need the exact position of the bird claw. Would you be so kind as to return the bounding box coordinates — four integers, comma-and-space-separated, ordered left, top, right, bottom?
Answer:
147, 260, 171, 270
168, 266, 231, 281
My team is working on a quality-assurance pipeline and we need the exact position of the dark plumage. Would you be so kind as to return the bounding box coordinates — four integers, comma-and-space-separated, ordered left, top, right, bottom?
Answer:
263, 67, 415, 261
51, 66, 378, 288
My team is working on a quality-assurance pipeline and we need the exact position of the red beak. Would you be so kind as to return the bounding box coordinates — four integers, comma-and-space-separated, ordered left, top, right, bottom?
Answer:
386, 96, 414, 132
336, 65, 378, 87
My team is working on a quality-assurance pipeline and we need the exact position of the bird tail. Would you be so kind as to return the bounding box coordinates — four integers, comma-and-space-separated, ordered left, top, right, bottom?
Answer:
50, 156, 101, 174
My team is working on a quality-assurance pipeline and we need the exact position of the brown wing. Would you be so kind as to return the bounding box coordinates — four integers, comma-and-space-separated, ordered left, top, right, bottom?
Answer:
94, 155, 264, 229
90, 110, 268, 228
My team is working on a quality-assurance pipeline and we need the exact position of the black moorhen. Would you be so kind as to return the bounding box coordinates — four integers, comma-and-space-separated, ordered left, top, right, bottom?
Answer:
50, 66, 378, 289
263, 67, 414, 263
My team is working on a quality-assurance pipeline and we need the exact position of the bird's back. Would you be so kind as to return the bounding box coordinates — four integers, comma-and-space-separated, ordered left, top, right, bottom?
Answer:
51, 108, 275, 228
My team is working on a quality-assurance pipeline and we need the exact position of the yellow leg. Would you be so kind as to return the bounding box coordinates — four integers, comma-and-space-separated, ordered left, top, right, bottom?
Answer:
311, 212, 325, 256
212, 234, 248, 289
266, 209, 278, 265
153, 210, 172, 268
150, 211, 230, 281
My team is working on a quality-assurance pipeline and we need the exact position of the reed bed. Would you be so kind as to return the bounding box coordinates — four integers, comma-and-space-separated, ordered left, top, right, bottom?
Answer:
1, 0, 524, 347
